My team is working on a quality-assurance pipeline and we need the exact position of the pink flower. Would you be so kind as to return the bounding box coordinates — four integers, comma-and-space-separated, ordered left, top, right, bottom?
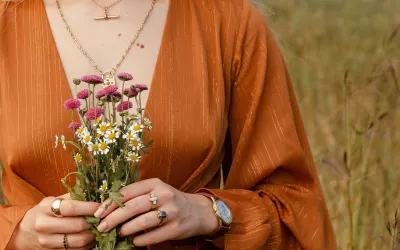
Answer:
102, 85, 119, 96
68, 122, 81, 130
112, 91, 122, 98
95, 90, 105, 99
85, 107, 103, 121
123, 88, 139, 98
136, 84, 148, 91
81, 75, 104, 84
77, 89, 90, 99
64, 99, 81, 110
116, 101, 133, 112
117, 72, 133, 81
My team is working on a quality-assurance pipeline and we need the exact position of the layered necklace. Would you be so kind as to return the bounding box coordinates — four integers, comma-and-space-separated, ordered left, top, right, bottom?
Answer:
55, 0, 157, 86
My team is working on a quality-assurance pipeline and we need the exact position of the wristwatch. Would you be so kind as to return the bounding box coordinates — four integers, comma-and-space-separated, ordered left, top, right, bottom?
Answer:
197, 192, 232, 240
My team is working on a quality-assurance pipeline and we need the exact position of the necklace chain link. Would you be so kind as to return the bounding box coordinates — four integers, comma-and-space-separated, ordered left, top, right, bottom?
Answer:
91, 0, 123, 11
55, 0, 156, 75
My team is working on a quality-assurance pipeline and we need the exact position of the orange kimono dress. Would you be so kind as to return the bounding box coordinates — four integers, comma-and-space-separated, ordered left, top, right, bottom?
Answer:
0, 0, 337, 249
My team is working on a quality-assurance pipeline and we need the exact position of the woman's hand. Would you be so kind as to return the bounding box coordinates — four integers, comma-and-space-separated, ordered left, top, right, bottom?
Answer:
7, 194, 100, 250
93, 178, 219, 247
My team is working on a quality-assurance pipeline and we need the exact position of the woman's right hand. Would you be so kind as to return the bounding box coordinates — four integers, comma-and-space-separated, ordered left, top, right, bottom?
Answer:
6, 194, 100, 250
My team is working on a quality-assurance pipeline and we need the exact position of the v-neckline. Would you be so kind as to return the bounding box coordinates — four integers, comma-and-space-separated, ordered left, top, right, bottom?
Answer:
38, 0, 173, 114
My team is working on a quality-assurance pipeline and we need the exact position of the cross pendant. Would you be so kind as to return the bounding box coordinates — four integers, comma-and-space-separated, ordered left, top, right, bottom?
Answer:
94, 8, 120, 20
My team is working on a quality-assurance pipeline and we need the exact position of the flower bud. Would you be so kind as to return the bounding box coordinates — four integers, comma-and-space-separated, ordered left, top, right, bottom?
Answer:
130, 85, 137, 91
73, 78, 81, 85
97, 100, 105, 106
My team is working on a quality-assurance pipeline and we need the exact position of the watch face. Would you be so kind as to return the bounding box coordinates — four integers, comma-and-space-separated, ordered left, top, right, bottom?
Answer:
216, 200, 232, 224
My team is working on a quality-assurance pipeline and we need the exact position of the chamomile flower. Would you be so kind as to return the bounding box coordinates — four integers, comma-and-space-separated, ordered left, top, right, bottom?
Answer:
98, 140, 110, 155
80, 131, 92, 145
61, 135, 66, 150
104, 129, 120, 144
99, 180, 108, 192
122, 131, 137, 141
95, 116, 103, 125
96, 122, 110, 135
55, 135, 59, 148
143, 118, 152, 131
75, 126, 86, 138
129, 138, 143, 151
126, 152, 141, 163
74, 153, 83, 164
129, 122, 144, 134
129, 113, 141, 121
88, 143, 100, 155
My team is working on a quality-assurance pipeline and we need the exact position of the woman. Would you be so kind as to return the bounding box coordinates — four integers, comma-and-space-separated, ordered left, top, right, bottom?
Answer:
0, 0, 337, 249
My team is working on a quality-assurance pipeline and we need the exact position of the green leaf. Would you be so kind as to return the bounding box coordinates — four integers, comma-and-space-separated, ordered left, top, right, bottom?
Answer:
107, 192, 124, 209
141, 147, 149, 154
115, 241, 133, 250
132, 166, 140, 183
73, 177, 86, 200
146, 140, 154, 147
110, 180, 123, 192
85, 216, 100, 226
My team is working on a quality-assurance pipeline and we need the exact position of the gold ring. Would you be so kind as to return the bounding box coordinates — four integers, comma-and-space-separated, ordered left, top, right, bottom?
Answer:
149, 193, 158, 210
157, 210, 167, 226
63, 233, 68, 250
51, 198, 64, 217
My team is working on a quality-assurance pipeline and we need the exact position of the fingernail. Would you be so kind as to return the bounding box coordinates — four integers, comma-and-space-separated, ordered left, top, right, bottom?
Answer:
94, 207, 105, 218
97, 221, 108, 232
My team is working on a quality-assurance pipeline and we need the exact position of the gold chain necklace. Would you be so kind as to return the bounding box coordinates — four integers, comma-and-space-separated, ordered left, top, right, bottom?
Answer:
92, 0, 124, 20
55, 0, 156, 86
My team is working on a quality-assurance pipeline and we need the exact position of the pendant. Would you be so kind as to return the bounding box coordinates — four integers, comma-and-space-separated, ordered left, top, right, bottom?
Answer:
94, 8, 120, 20
102, 71, 116, 87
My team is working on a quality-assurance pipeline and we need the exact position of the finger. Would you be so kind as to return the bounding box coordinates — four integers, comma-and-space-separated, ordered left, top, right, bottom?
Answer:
37, 231, 94, 249
35, 216, 91, 234
133, 221, 181, 247
97, 194, 151, 233
94, 178, 162, 218
43, 197, 100, 217
119, 210, 162, 236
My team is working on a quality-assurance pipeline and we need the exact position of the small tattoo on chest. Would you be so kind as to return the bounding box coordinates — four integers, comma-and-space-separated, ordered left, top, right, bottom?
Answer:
136, 43, 145, 49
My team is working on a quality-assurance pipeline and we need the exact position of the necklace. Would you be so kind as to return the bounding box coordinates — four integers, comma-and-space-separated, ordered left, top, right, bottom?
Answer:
55, 0, 156, 86
92, 0, 123, 20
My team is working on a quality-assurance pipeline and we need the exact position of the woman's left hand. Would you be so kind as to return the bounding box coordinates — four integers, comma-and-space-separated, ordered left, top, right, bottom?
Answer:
93, 178, 219, 247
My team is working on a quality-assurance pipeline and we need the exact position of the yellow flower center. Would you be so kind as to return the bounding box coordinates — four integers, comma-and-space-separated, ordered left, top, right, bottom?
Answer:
91, 144, 99, 151
96, 117, 102, 123
108, 133, 116, 140
84, 136, 91, 143
77, 127, 84, 133
131, 140, 139, 147
133, 124, 141, 131
99, 125, 108, 133
129, 154, 137, 161
100, 142, 107, 150
97, 133, 102, 138
109, 123, 115, 128
74, 154, 82, 162
101, 183, 107, 190
127, 134, 133, 139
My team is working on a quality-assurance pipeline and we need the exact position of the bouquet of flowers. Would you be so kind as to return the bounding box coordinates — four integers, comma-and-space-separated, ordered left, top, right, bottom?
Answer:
55, 72, 153, 250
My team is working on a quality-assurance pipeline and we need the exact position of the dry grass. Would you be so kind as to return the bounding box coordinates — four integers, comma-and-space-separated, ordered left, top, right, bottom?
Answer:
265, 0, 400, 249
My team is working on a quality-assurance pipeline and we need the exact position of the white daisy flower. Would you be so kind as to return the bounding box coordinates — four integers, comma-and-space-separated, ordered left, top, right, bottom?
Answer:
61, 135, 66, 150
88, 143, 100, 155
104, 129, 120, 144
98, 140, 110, 155
96, 122, 110, 136
129, 113, 141, 121
122, 132, 137, 141
75, 126, 87, 138
126, 152, 141, 163
143, 118, 152, 131
99, 180, 108, 192
55, 135, 59, 148
129, 122, 144, 134
94, 116, 103, 126
129, 138, 144, 151
74, 153, 83, 164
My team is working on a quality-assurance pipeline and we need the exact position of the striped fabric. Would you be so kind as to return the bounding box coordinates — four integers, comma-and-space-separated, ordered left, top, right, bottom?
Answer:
0, 0, 337, 249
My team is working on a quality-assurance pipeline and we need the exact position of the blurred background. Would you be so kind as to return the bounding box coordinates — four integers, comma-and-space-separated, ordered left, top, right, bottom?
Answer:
1, 0, 400, 249
261, 0, 400, 249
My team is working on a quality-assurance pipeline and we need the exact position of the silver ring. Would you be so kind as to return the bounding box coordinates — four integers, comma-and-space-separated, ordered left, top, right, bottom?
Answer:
51, 198, 64, 217
149, 193, 158, 210
63, 233, 68, 250
157, 210, 167, 226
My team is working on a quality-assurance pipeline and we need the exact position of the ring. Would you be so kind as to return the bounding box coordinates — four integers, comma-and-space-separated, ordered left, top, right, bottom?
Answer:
149, 193, 158, 210
157, 210, 167, 226
63, 234, 68, 250
51, 198, 64, 217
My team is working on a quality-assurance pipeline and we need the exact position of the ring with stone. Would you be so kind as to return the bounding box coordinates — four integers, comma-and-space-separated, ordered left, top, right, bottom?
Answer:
51, 198, 64, 217
149, 193, 158, 210
63, 233, 68, 250
157, 210, 167, 226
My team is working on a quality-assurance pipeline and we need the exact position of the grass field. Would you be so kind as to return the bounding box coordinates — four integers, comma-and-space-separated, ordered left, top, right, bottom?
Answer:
264, 0, 400, 249
1, 1, 400, 249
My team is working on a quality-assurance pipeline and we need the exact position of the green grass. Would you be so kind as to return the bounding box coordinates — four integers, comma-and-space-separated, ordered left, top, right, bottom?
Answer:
265, 0, 400, 249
